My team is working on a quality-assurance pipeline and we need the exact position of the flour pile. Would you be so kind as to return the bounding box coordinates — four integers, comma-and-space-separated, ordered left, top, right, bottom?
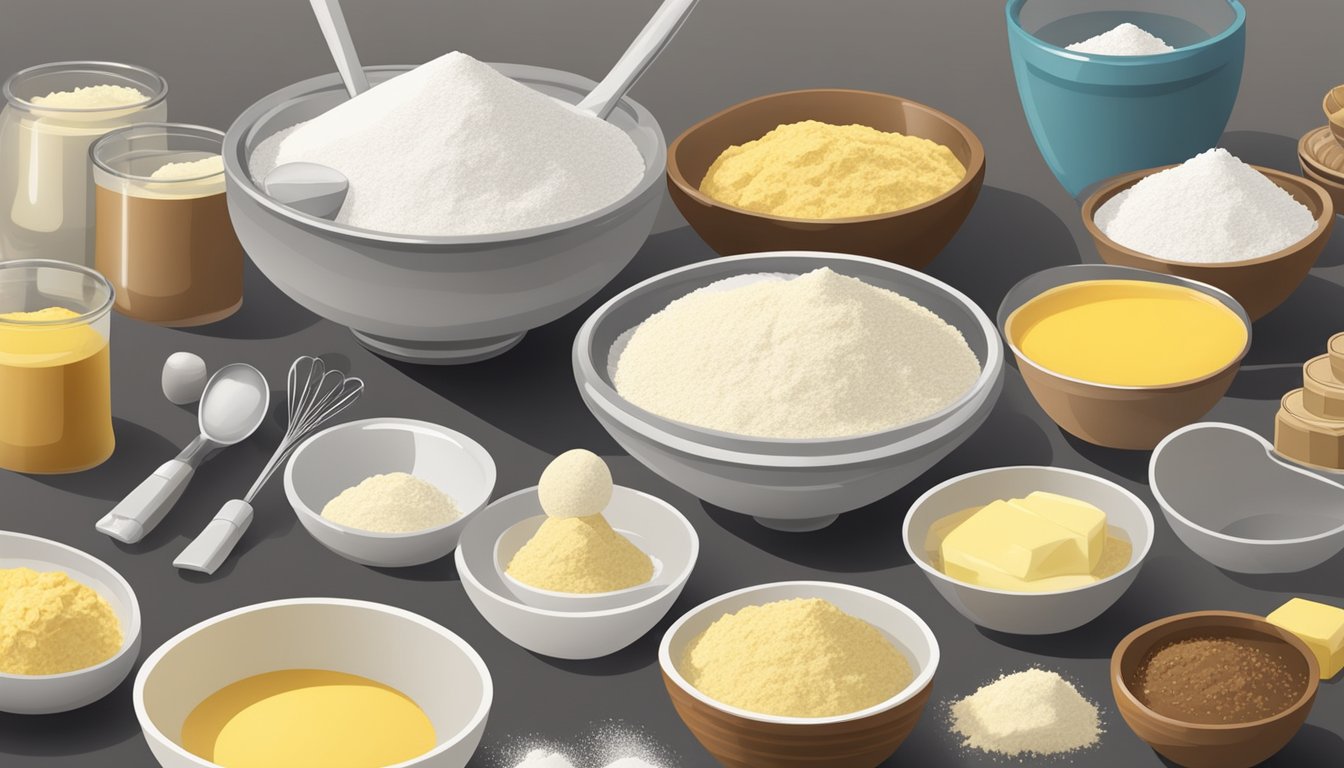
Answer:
511, 752, 660, 768
249, 51, 645, 236
613, 268, 981, 439
949, 668, 1101, 756
321, 472, 460, 533
1095, 148, 1316, 263
1065, 22, 1174, 55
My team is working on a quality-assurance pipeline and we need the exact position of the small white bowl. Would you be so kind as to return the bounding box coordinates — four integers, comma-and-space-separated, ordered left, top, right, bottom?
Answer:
1150, 422, 1344, 573
903, 465, 1154, 635
494, 514, 666, 611
284, 418, 497, 567
133, 598, 491, 768
456, 485, 698, 659
0, 531, 142, 714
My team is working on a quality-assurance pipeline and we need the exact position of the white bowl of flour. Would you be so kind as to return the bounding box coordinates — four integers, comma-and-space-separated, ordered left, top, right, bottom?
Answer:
223, 59, 666, 364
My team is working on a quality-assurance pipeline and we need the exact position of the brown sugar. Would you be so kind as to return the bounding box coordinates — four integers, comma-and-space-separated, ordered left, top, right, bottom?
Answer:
1132, 635, 1309, 724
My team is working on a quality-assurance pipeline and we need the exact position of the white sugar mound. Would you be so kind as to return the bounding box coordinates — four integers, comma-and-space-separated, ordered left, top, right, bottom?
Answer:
613, 268, 982, 439
248, 51, 644, 236
950, 668, 1101, 756
1066, 22, 1174, 55
1095, 147, 1317, 263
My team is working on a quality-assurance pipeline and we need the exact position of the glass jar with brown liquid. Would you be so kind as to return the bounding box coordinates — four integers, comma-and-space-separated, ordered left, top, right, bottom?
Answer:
0, 259, 114, 474
92, 123, 242, 326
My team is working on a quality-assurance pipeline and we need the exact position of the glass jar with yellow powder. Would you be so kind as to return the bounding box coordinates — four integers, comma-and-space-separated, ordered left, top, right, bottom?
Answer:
0, 259, 114, 473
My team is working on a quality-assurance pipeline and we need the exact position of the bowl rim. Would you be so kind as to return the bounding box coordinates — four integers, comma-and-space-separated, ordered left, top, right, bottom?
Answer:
1149, 421, 1344, 547
1005, 0, 1247, 62
1298, 127, 1344, 184
665, 88, 985, 225
456, 485, 700, 618
657, 580, 939, 725
901, 465, 1155, 597
494, 515, 666, 604
1110, 609, 1320, 732
283, 417, 498, 541
1082, 163, 1334, 270
1324, 85, 1344, 122
574, 251, 1004, 466
131, 597, 493, 768
223, 62, 667, 247
0, 530, 142, 681
1001, 265, 1252, 393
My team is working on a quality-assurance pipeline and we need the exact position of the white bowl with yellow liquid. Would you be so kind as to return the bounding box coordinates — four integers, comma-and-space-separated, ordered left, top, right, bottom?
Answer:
0, 531, 141, 714
133, 598, 491, 768
902, 465, 1154, 635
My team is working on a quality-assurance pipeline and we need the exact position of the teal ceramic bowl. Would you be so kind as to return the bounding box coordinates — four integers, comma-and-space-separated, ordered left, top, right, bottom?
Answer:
1006, 0, 1246, 197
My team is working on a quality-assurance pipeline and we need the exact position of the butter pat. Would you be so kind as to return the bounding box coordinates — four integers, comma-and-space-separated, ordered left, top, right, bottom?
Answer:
1267, 598, 1344, 680
1015, 491, 1106, 570
941, 500, 1091, 583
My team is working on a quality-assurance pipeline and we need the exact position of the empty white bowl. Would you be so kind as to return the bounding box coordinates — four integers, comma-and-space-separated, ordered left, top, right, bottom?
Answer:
903, 465, 1154, 635
494, 515, 666, 611
1150, 422, 1344, 573
0, 531, 142, 714
284, 418, 496, 567
456, 485, 698, 659
133, 598, 491, 768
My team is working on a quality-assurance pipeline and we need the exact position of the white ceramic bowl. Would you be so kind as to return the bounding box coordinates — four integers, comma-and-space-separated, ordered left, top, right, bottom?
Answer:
1150, 422, 1344, 573
133, 598, 491, 768
0, 531, 142, 714
456, 485, 698, 659
285, 418, 497, 567
573, 251, 1004, 532
494, 515, 666, 611
903, 465, 1154, 635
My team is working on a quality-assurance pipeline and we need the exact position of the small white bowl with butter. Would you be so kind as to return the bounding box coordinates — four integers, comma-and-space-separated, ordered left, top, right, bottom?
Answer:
902, 465, 1154, 635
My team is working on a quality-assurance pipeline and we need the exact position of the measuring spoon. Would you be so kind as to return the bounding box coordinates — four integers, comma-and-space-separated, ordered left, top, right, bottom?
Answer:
576, 0, 700, 120
97, 363, 270, 544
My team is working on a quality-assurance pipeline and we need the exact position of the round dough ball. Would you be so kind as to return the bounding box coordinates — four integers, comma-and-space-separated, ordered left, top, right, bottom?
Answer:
162, 351, 208, 405
538, 449, 612, 519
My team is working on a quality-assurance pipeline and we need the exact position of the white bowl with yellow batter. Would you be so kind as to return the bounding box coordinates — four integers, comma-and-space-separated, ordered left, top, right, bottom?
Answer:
133, 598, 491, 768
0, 531, 141, 715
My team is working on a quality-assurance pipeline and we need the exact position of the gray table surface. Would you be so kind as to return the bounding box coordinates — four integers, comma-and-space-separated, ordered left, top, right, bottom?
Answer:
2, 0, 1342, 765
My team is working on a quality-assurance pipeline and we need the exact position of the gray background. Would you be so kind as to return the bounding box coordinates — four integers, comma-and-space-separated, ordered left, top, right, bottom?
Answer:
1, 0, 1342, 765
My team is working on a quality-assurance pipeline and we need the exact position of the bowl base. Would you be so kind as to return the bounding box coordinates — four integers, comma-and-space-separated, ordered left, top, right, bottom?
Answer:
754, 514, 838, 532
353, 330, 526, 365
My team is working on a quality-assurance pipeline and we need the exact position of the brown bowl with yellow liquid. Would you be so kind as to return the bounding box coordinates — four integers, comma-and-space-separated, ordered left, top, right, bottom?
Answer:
998, 265, 1251, 451
666, 89, 985, 268
1082, 165, 1334, 321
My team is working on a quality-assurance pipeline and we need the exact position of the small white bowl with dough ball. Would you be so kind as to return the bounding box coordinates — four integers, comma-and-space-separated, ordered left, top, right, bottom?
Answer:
0, 531, 142, 714
284, 417, 497, 567
457, 476, 699, 660
902, 465, 1154, 635
133, 598, 491, 768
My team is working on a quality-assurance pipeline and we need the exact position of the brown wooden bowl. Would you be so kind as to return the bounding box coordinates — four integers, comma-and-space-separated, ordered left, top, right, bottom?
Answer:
659, 582, 938, 768
999, 265, 1252, 451
1300, 126, 1344, 216
1326, 85, 1344, 147
1111, 611, 1319, 768
666, 89, 985, 269
1081, 164, 1335, 321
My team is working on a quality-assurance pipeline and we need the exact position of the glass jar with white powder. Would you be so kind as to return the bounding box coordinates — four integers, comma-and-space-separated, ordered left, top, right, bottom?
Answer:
0, 62, 168, 266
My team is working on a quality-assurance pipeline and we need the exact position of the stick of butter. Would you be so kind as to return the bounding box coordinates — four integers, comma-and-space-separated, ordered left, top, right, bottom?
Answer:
941, 499, 1093, 583
1267, 597, 1344, 680
1014, 491, 1106, 571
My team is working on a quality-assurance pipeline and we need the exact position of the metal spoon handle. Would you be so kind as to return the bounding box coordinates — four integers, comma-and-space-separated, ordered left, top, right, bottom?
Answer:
95, 434, 213, 544
576, 0, 699, 120
309, 0, 369, 98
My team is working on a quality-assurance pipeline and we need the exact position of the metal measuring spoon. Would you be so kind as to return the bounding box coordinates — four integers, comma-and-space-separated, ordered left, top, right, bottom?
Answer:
96, 364, 270, 544
576, 0, 700, 120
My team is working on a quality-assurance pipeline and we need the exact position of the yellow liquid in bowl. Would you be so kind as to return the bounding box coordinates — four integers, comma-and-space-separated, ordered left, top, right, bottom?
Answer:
1008, 280, 1247, 387
181, 669, 436, 768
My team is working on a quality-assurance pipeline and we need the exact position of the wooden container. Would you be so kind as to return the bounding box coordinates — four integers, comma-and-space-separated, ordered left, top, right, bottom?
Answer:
1302, 355, 1344, 419
666, 89, 985, 269
1331, 332, 1344, 380
1276, 389, 1344, 471
1082, 165, 1335, 321
1326, 85, 1344, 147
1111, 611, 1318, 768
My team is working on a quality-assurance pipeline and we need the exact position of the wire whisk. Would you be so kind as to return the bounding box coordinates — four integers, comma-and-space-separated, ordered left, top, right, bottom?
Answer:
175, 356, 365, 574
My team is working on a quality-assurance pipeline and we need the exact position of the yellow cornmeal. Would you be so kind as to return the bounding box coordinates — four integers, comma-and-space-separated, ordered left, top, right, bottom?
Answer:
0, 567, 122, 675
698, 120, 966, 219
506, 514, 652, 593
680, 597, 914, 717
181, 669, 435, 768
